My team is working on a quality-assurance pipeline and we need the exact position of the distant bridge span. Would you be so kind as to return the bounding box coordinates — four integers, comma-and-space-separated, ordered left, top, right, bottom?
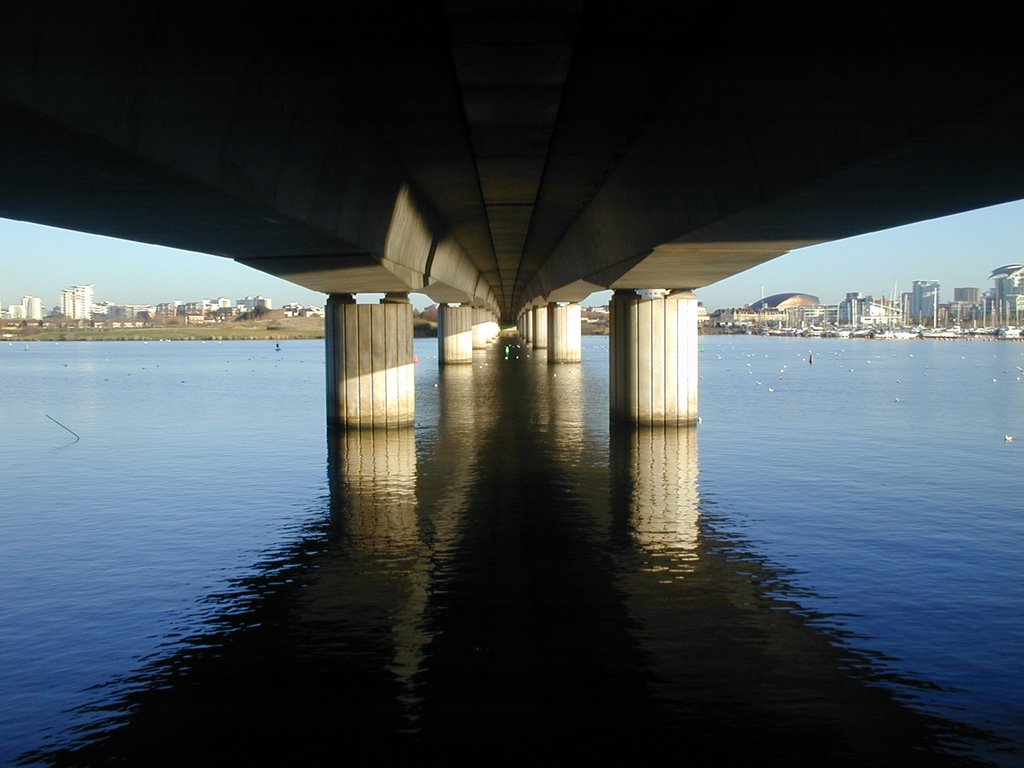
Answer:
3, 4, 1023, 425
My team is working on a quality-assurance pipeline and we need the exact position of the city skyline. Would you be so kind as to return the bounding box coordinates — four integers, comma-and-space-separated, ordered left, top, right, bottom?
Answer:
3, 197, 1023, 313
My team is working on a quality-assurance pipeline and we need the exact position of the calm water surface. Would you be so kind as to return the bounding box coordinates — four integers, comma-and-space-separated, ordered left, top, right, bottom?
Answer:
0, 335, 1021, 765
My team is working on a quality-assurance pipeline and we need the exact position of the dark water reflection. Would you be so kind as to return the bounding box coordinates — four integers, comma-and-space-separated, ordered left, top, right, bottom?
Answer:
22, 341, 1004, 766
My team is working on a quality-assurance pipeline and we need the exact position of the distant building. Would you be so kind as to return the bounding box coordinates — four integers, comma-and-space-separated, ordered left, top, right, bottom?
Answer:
989, 265, 1024, 322
6, 296, 42, 321
839, 292, 865, 325
156, 301, 182, 318
950, 287, 982, 324
911, 280, 940, 324
954, 287, 980, 304
238, 296, 272, 312
747, 292, 820, 311
22, 296, 43, 321
840, 293, 902, 326
60, 284, 94, 320
281, 302, 324, 317
742, 292, 822, 328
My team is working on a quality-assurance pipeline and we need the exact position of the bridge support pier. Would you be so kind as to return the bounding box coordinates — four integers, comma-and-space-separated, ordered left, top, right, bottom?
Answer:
472, 308, 495, 349
610, 289, 699, 425
438, 304, 474, 365
532, 305, 548, 349
547, 301, 582, 363
325, 293, 415, 429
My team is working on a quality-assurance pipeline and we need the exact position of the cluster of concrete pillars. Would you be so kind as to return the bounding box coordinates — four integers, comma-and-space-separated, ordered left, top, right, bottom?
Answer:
437, 304, 499, 364
516, 303, 580, 362
325, 289, 700, 429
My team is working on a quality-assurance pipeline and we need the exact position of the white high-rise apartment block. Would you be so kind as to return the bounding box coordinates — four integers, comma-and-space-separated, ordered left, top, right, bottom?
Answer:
60, 284, 95, 320
22, 296, 43, 320
911, 280, 940, 324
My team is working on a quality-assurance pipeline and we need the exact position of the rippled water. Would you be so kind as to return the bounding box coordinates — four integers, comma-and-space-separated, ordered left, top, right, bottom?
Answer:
1, 335, 1021, 765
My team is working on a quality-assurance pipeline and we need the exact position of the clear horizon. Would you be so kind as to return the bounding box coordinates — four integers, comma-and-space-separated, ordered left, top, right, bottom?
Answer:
3, 198, 1022, 314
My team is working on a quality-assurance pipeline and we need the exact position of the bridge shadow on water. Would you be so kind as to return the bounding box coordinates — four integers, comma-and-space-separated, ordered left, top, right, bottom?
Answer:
20, 341, 1006, 767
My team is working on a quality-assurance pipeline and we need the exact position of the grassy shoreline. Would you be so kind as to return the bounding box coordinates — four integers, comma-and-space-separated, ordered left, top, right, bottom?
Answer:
4, 314, 445, 342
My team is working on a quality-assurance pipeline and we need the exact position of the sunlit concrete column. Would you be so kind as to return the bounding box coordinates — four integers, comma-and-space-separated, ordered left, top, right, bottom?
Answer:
325, 293, 415, 429
547, 301, 582, 363
437, 303, 473, 365
610, 289, 698, 425
472, 307, 490, 349
532, 305, 548, 349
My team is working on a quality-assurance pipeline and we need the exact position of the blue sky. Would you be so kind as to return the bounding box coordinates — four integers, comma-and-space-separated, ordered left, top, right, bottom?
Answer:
2, 198, 1022, 313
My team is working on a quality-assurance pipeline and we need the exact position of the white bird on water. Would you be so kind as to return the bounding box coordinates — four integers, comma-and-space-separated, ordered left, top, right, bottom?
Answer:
1005, 435, 1014, 442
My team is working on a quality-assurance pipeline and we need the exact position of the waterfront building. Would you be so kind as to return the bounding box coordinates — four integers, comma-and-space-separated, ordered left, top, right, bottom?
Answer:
90, 300, 115, 316
119, 304, 155, 319
911, 281, 940, 324
156, 301, 182, 318
954, 287, 980, 304
989, 265, 1024, 324
60, 284, 94, 320
21, 296, 42, 321
238, 296, 273, 312
746, 292, 821, 328
839, 292, 865, 325
5, 296, 43, 321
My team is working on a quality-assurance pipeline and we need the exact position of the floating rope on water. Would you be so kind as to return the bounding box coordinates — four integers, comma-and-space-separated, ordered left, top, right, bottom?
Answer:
45, 414, 80, 442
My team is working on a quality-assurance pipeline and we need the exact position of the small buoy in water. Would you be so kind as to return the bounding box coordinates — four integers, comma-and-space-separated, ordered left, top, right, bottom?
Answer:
413, 354, 420, 364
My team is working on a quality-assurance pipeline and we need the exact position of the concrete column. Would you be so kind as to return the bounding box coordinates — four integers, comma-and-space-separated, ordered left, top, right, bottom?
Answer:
524, 309, 533, 343
532, 305, 548, 349
472, 307, 490, 349
547, 301, 582, 363
610, 289, 699, 425
437, 303, 473, 365
325, 293, 415, 429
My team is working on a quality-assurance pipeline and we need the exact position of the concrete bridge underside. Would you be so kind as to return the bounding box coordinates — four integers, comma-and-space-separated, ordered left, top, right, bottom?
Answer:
2, 5, 1024, 424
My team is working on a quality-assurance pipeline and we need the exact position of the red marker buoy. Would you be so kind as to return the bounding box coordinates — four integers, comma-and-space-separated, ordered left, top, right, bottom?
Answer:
413, 354, 420, 364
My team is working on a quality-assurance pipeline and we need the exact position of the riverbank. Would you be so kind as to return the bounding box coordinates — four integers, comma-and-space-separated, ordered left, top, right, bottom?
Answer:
5, 315, 438, 342
7, 314, 617, 341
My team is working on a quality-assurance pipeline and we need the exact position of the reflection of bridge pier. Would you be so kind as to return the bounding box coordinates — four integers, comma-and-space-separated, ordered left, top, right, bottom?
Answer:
610, 425, 699, 568
325, 427, 426, 719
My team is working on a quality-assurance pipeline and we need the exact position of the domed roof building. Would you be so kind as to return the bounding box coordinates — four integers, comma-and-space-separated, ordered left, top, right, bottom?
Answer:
990, 264, 1024, 308
989, 264, 1024, 280
747, 292, 820, 311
